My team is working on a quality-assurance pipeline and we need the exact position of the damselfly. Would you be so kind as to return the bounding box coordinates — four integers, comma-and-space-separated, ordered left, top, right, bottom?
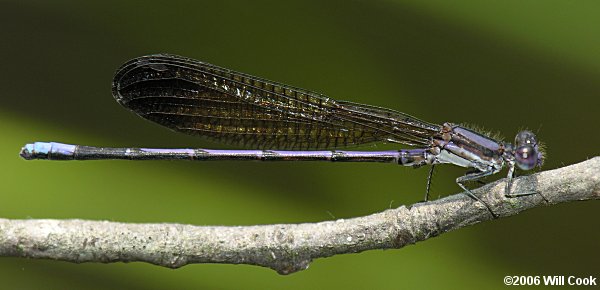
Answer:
20, 54, 545, 216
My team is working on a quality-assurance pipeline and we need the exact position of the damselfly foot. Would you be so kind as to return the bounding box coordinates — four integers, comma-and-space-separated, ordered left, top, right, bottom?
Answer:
504, 179, 549, 203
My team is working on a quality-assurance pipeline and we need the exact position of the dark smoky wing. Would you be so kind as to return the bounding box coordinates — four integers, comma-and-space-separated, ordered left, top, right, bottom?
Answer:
336, 101, 441, 146
112, 54, 439, 149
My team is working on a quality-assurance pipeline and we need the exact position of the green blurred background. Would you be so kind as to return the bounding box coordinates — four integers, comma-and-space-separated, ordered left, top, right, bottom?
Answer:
1, 0, 598, 289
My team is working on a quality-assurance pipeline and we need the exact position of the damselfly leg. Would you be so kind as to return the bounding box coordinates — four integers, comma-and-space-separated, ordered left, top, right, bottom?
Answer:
456, 168, 499, 218
504, 162, 548, 202
424, 164, 435, 201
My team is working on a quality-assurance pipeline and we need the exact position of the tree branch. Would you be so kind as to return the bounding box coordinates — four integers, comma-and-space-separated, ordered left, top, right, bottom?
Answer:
1, 158, 598, 274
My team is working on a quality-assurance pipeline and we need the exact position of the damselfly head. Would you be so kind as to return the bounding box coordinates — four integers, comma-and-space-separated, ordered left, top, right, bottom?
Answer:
513, 130, 543, 170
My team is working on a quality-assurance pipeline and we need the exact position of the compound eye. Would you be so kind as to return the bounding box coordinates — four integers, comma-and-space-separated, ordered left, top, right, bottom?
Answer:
515, 145, 537, 170
515, 131, 537, 147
